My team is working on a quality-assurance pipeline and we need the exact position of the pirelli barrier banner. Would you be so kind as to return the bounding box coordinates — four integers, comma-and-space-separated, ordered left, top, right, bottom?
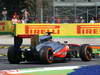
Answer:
0, 21, 13, 34
16, 23, 100, 38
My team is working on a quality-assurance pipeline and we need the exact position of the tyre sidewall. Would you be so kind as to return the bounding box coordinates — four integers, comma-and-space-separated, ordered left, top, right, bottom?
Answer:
39, 46, 53, 64
79, 44, 92, 61
8, 46, 22, 64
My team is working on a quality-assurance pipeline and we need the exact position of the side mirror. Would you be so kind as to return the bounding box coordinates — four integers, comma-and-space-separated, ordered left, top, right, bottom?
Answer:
64, 41, 68, 44
46, 32, 53, 35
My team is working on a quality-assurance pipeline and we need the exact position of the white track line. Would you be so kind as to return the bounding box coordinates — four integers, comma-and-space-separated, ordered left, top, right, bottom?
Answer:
3, 66, 80, 74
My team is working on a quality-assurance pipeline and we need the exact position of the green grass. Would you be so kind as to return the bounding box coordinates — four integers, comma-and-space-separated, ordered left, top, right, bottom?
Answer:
22, 69, 74, 75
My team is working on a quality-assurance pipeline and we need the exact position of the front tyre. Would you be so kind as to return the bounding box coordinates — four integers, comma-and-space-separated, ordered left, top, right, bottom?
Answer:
7, 46, 22, 64
39, 46, 53, 64
79, 44, 92, 61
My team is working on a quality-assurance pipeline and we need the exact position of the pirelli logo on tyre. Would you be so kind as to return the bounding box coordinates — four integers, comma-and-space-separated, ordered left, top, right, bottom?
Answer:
77, 25, 100, 34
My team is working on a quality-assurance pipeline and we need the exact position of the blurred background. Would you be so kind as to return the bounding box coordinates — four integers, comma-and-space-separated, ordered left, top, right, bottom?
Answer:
0, 0, 100, 23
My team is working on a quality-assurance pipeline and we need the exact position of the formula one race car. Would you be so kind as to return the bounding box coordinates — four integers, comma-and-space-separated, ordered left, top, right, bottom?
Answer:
7, 32, 93, 64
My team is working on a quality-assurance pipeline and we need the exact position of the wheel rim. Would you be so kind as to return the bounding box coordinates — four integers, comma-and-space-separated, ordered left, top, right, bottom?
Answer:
86, 50, 92, 59
48, 49, 53, 63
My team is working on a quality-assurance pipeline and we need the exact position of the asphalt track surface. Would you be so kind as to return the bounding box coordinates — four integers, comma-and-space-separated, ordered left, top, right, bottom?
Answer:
0, 35, 100, 70
0, 48, 100, 70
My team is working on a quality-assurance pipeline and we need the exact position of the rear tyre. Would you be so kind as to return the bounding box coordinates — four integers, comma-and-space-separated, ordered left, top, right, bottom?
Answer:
7, 46, 22, 64
39, 46, 53, 64
79, 44, 92, 61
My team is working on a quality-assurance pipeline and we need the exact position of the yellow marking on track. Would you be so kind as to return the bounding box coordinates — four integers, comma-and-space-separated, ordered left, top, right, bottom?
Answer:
20, 46, 29, 48
23, 47, 30, 49
4, 46, 9, 49
0, 46, 9, 49
0, 46, 6, 49
0, 54, 7, 56
0, 46, 30, 49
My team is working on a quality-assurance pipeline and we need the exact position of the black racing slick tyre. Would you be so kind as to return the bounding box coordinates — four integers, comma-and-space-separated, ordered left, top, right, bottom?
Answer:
79, 44, 93, 61
40, 46, 53, 64
7, 46, 22, 64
